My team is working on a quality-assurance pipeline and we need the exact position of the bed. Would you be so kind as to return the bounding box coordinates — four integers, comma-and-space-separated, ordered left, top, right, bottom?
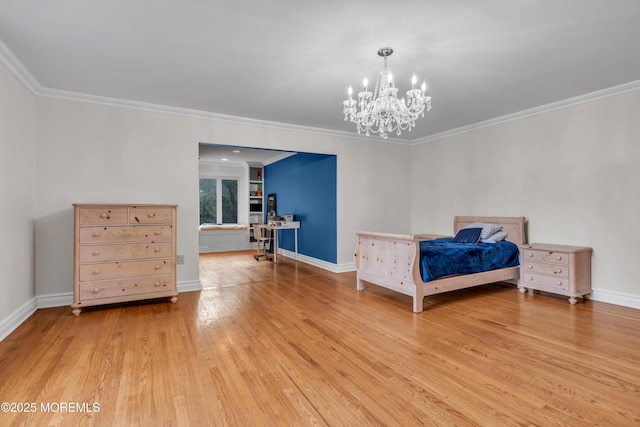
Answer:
355, 216, 526, 313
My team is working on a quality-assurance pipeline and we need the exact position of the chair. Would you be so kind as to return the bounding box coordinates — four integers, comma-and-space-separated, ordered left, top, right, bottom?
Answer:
252, 224, 273, 261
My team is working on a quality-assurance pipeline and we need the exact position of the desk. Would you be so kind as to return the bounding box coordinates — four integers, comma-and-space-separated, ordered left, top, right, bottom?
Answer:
268, 221, 300, 263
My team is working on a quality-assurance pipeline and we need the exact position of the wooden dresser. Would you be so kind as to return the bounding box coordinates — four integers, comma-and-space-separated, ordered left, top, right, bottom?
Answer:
518, 243, 592, 304
72, 204, 178, 315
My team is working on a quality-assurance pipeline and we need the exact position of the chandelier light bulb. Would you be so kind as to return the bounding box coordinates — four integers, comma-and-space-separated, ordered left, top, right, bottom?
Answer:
422, 81, 427, 92
348, 86, 353, 97
412, 74, 417, 86
363, 77, 368, 90
387, 73, 393, 83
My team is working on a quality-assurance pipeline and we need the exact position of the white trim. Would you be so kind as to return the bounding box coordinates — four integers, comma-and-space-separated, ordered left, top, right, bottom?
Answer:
277, 248, 356, 273
177, 280, 203, 292
0, 39, 404, 144
590, 289, 640, 310
0, 298, 38, 342
38, 292, 73, 308
33, 281, 203, 309
412, 79, 640, 145
5, 37, 640, 147
39, 86, 401, 142
0, 281, 201, 341
0, 39, 40, 94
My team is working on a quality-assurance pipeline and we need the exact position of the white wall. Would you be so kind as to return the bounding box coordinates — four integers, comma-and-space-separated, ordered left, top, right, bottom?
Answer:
3, 50, 640, 337
33, 97, 413, 296
411, 88, 640, 303
0, 62, 36, 330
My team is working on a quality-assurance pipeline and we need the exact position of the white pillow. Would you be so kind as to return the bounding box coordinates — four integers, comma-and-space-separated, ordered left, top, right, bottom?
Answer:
462, 222, 502, 239
481, 231, 507, 243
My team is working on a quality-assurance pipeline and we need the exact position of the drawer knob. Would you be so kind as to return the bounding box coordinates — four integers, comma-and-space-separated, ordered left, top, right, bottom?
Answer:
92, 250, 101, 256
92, 232, 101, 237
154, 281, 162, 287
154, 247, 161, 253
557, 255, 562, 260
100, 213, 107, 218
93, 288, 101, 293
528, 252, 533, 257
528, 265, 533, 269
154, 230, 161, 236
148, 213, 156, 218
557, 281, 562, 286
529, 276, 533, 280
154, 264, 161, 270
93, 269, 100, 275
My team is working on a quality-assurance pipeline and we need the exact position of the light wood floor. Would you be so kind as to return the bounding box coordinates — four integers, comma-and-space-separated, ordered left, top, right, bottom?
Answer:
2, 251, 640, 426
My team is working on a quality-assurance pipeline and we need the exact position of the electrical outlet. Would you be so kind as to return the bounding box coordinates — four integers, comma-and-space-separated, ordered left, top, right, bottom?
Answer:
177, 254, 184, 265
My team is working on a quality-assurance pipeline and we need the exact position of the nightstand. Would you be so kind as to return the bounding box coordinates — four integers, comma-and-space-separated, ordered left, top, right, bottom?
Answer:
518, 243, 592, 304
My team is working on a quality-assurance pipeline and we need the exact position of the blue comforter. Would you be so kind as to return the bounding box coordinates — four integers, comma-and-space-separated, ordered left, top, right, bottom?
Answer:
419, 238, 520, 282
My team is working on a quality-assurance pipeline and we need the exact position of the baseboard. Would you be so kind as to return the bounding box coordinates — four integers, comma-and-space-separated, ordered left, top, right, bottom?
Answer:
0, 298, 38, 342
276, 249, 356, 273
177, 280, 202, 292
34, 280, 202, 310
38, 292, 73, 308
590, 289, 640, 310
0, 280, 203, 342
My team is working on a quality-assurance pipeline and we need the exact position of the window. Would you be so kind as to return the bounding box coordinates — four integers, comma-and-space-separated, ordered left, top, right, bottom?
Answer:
199, 178, 238, 224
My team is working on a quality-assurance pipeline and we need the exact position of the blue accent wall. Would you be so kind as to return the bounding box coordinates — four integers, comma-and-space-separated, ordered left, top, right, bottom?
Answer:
264, 153, 337, 263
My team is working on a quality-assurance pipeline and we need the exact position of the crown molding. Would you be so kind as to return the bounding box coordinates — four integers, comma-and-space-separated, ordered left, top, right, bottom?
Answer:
4, 38, 639, 147
38, 85, 415, 144
1, 39, 409, 144
411, 79, 640, 145
0, 39, 41, 94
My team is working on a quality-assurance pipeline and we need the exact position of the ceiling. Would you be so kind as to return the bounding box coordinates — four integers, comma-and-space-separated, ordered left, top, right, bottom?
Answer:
199, 143, 295, 165
2, 0, 640, 142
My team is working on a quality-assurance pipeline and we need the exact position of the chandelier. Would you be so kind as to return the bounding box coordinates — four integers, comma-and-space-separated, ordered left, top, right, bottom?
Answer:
343, 47, 431, 139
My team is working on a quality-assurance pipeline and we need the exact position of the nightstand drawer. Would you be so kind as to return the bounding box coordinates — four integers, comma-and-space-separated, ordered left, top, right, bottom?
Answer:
522, 261, 569, 278
522, 249, 569, 265
521, 272, 569, 291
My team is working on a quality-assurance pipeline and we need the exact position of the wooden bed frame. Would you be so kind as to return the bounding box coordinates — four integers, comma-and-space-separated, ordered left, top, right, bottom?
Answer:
355, 216, 526, 313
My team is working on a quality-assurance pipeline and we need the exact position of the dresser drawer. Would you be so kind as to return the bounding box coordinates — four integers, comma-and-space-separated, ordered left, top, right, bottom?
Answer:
522, 249, 569, 265
521, 272, 569, 291
79, 275, 173, 300
522, 261, 569, 278
79, 259, 172, 281
78, 225, 173, 244
78, 242, 172, 262
129, 207, 173, 224
78, 207, 129, 225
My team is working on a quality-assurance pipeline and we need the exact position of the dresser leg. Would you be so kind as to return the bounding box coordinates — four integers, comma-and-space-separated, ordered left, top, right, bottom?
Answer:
568, 297, 578, 305
171, 296, 178, 304
72, 308, 81, 316
518, 287, 527, 294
